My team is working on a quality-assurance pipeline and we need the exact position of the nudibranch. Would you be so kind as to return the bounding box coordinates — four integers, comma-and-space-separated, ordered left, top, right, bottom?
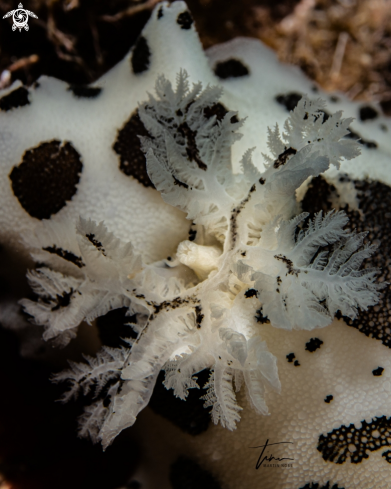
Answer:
1, 2, 391, 488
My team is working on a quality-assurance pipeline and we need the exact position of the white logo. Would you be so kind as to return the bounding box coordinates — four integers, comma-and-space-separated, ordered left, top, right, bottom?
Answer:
3, 3, 38, 32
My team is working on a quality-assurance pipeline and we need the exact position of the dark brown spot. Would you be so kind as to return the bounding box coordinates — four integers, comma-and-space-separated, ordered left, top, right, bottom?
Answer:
176, 11, 193, 30
214, 59, 249, 79
131, 36, 150, 74
67, 85, 102, 99
113, 109, 154, 188
0, 86, 29, 111
275, 92, 302, 112
359, 106, 378, 122
9, 140, 82, 220
286, 353, 295, 363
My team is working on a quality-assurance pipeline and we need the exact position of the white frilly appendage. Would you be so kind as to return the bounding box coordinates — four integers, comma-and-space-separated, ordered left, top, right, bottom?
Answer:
21, 70, 384, 447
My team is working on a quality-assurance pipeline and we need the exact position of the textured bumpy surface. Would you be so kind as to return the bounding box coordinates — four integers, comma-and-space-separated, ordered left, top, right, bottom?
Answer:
1, 2, 391, 489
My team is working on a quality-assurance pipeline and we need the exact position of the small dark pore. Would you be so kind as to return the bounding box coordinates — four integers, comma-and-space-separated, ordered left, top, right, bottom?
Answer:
294, 360, 300, 366
286, 353, 295, 363
273, 147, 297, 169
259, 177, 265, 185
324, 395, 333, 403
157, 6, 163, 19
241, 251, 246, 257
43, 245, 85, 268
373, 367, 384, 376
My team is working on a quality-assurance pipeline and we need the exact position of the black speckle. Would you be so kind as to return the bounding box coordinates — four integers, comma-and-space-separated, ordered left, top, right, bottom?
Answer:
241, 251, 246, 256
149, 369, 211, 435
382, 450, 391, 463
255, 307, 270, 324
324, 395, 333, 403
373, 367, 384, 376
318, 416, 391, 464
294, 360, 300, 366
305, 337, 323, 352
86, 233, 105, 254
244, 288, 257, 298
259, 177, 265, 185
299, 482, 344, 489
43, 245, 85, 268
167, 256, 172, 261
67, 85, 102, 99
113, 109, 154, 188
275, 92, 302, 112
286, 353, 295, 363
9, 140, 82, 220
176, 10, 194, 30
157, 6, 163, 19
0, 86, 29, 111
195, 305, 204, 327
170, 456, 221, 489
214, 59, 249, 79
131, 36, 150, 74
359, 105, 378, 121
